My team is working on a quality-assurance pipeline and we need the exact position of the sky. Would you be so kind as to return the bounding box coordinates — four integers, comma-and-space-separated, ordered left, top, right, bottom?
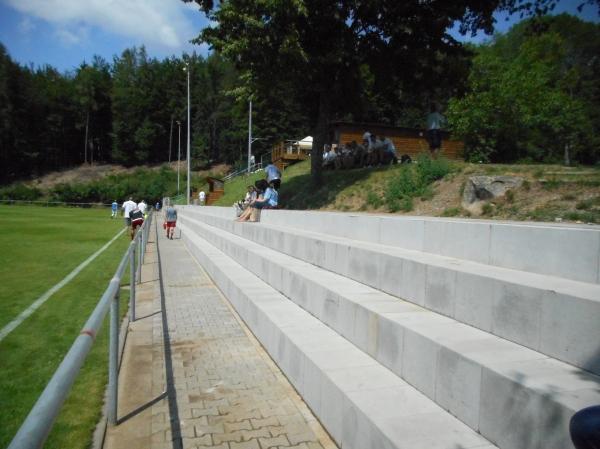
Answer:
0, 0, 598, 73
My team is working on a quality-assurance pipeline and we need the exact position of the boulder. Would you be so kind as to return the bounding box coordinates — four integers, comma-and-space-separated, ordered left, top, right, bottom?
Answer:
462, 175, 523, 213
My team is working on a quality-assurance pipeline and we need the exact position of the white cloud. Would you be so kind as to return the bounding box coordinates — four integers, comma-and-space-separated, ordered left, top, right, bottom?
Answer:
18, 17, 36, 33
4, 0, 203, 50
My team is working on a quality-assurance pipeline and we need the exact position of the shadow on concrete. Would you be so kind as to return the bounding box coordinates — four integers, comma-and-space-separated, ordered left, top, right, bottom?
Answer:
134, 309, 162, 321
117, 392, 168, 425
155, 222, 183, 449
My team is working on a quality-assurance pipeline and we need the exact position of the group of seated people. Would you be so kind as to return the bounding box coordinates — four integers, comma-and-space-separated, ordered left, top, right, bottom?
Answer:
234, 178, 279, 222
322, 132, 411, 170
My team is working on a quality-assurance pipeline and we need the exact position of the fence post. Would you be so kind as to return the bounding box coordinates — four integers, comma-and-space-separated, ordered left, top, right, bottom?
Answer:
137, 231, 142, 284
108, 289, 120, 426
129, 244, 136, 321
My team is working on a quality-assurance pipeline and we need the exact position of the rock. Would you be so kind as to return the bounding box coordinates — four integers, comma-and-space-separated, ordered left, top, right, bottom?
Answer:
462, 175, 523, 214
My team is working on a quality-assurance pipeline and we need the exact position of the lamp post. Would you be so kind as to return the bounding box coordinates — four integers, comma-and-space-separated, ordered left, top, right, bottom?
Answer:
247, 99, 252, 173
184, 62, 191, 205
176, 120, 181, 195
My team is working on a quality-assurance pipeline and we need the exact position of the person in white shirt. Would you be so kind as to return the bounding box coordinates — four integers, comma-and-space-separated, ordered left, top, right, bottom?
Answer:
137, 200, 147, 217
199, 191, 206, 205
122, 197, 137, 227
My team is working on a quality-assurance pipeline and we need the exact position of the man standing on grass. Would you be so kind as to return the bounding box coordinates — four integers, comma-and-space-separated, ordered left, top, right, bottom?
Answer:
165, 206, 177, 239
111, 200, 118, 218
264, 163, 282, 190
122, 197, 137, 228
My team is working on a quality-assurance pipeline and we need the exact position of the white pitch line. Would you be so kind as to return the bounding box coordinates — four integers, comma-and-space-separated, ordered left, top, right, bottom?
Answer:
0, 228, 127, 342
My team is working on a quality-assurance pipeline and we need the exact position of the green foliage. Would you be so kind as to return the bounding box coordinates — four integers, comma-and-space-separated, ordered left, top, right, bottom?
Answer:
384, 155, 452, 212
505, 189, 515, 203
481, 203, 494, 215
48, 166, 197, 204
442, 207, 462, 217
0, 184, 42, 201
366, 190, 383, 208
447, 15, 600, 165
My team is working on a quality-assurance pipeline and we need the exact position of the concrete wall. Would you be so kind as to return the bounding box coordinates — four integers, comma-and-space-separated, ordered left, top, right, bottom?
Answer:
189, 206, 600, 284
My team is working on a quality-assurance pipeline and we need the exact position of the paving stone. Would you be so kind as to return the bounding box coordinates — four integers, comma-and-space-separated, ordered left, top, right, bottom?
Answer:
102, 229, 336, 449
230, 440, 260, 449
258, 435, 289, 449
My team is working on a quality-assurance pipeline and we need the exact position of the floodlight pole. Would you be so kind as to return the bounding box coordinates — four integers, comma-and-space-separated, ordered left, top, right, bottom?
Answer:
247, 99, 252, 173
186, 62, 191, 205
176, 121, 181, 195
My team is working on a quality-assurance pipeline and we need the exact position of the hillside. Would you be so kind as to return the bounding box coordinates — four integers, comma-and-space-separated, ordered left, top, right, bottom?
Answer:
215, 159, 600, 224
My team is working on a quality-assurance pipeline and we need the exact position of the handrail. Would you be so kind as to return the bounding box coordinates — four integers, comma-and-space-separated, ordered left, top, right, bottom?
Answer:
223, 162, 263, 182
8, 211, 154, 449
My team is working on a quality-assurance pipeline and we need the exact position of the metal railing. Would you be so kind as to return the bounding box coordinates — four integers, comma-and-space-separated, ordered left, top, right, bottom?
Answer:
8, 211, 154, 449
223, 162, 263, 182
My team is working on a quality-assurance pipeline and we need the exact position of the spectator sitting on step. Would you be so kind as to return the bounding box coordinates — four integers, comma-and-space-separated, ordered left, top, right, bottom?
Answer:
236, 181, 267, 221
234, 185, 257, 217
237, 180, 278, 222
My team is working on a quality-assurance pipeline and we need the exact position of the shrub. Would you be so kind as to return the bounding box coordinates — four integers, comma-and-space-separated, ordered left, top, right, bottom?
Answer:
0, 184, 43, 201
384, 155, 452, 212
442, 207, 462, 217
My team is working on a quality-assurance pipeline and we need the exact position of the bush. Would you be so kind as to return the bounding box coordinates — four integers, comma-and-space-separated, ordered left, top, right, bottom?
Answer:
384, 155, 452, 212
0, 184, 43, 201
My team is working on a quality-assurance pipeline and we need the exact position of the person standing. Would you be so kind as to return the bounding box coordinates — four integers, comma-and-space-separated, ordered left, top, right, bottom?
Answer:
111, 200, 118, 218
199, 190, 206, 206
122, 197, 137, 228
426, 103, 446, 156
165, 206, 177, 239
138, 199, 147, 219
155, 201, 161, 212
264, 163, 282, 190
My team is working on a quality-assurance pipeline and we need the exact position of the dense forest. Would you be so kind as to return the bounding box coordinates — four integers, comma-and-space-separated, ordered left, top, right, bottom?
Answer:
0, 13, 599, 186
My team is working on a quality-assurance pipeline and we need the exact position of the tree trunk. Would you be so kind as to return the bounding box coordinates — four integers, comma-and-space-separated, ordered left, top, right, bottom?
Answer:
84, 111, 89, 164
168, 116, 174, 163
311, 92, 331, 186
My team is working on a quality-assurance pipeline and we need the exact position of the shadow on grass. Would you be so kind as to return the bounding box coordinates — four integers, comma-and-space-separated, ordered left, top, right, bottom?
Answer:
280, 167, 380, 210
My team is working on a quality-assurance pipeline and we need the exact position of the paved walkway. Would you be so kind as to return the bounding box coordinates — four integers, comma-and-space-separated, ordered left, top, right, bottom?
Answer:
104, 224, 336, 449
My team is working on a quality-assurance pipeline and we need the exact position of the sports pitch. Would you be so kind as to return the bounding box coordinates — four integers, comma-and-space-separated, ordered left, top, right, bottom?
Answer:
0, 205, 131, 448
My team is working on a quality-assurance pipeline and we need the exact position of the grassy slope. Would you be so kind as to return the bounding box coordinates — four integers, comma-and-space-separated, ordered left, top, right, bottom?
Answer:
214, 159, 600, 223
0, 206, 131, 448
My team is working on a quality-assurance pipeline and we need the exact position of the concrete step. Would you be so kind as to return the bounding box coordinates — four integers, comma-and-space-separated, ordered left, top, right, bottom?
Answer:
179, 222, 497, 449
178, 212, 600, 449
181, 207, 600, 376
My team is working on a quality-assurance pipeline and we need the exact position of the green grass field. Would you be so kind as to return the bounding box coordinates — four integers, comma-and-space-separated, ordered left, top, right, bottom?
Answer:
0, 205, 132, 448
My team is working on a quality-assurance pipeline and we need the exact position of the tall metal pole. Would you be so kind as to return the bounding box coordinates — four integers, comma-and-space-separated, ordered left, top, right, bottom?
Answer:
186, 63, 191, 206
177, 121, 181, 195
247, 99, 252, 173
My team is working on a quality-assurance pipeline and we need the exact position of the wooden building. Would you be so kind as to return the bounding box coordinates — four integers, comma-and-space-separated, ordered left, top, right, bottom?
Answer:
330, 121, 464, 160
270, 122, 464, 170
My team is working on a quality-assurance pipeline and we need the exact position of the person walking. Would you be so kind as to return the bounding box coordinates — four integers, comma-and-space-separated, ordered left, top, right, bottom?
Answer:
111, 200, 118, 218
129, 206, 144, 240
264, 163, 282, 190
165, 206, 177, 239
122, 197, 137, 228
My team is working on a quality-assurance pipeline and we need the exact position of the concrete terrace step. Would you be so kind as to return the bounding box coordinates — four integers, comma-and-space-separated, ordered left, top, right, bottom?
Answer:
181, 207, 600, 376
179, 222, 497, 449
178, 211, 600, 449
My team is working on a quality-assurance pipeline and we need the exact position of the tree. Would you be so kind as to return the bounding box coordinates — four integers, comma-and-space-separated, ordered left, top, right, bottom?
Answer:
185, 0, 594, 184
447, 15, 600, 164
